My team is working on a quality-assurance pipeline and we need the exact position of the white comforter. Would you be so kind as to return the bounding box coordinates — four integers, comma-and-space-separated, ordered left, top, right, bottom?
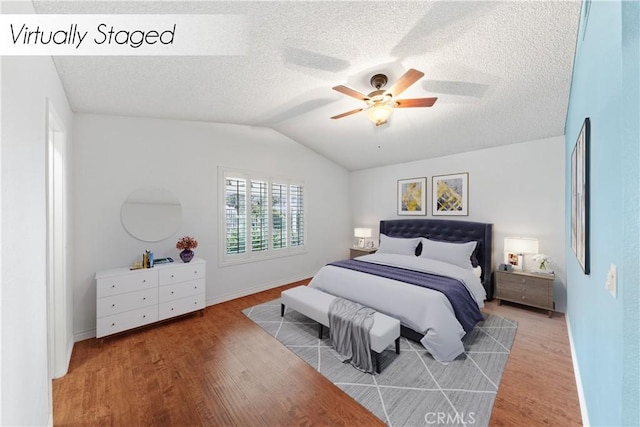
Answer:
307, 253, 486, 362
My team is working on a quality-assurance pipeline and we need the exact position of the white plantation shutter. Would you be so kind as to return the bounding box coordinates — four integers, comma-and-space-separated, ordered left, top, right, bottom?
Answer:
251, 180, 269, 252
290, 184, 304, 247
271, 182, 288, 249
225, 177, 246, 254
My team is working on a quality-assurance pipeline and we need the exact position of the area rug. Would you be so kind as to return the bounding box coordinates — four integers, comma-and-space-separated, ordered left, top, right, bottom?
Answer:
243, 298, 517, 427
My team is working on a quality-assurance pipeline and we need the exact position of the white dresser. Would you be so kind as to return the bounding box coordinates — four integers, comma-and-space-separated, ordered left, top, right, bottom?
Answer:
95, 258, 206, 338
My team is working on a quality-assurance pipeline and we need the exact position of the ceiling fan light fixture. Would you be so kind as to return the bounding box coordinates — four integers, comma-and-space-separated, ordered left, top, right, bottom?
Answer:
367, 103, 393, 126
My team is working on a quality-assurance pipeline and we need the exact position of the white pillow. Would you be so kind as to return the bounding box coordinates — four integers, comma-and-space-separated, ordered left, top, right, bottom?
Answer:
419, 238, 478, 270
377, 234, 421, 256
473, 265, 482, 279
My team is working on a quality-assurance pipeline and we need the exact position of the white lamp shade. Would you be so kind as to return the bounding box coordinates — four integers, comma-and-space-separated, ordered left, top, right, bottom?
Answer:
354, 227, 372, 238
504, 237, 539, 254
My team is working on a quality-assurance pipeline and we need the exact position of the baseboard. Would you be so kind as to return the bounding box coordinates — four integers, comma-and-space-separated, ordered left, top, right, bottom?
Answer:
566, 314, 590, 426
74, 328, 96, 342
206, 271, 316, 306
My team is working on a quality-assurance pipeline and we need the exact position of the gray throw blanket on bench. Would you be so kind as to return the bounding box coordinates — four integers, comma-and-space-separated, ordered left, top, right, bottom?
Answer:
328, 297, 375, 373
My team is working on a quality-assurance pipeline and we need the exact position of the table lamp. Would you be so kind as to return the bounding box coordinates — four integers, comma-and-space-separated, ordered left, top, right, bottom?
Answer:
354, 227, 372, 248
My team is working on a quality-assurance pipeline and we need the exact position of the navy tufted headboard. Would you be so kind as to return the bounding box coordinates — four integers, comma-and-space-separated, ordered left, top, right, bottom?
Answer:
379, 219, 494, 298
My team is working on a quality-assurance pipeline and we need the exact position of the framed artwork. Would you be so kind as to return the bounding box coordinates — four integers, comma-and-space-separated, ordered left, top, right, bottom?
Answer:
397, 177, 427, 216
432, 172, 469, 216
504, 251, 523, 271
571, 118, 590, 274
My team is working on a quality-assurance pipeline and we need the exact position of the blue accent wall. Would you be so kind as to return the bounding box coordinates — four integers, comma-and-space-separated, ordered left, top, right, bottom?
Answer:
565, 1, 639, 426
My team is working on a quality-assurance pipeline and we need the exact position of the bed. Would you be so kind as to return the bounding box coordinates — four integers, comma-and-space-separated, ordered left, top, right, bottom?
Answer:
308, 219, 493, 362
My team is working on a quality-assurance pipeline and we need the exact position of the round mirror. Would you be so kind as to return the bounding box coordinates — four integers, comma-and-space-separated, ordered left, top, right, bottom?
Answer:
121, 187, 182, 242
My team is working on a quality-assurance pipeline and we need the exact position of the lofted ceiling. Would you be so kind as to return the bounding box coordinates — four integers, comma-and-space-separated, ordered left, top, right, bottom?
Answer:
33, 1, 581, 171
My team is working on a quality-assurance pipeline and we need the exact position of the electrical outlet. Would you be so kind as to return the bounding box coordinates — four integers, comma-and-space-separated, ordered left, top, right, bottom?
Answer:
606, 264, 617, 298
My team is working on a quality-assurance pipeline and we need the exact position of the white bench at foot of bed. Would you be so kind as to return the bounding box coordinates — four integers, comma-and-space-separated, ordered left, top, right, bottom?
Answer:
280, 285, 400, 373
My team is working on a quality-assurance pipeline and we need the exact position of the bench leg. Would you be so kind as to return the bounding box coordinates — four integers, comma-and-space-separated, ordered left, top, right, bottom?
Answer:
280, 304, 285, 317
374, 352, 381, 374
318, 323, 323, 339
395, 337, 400, 354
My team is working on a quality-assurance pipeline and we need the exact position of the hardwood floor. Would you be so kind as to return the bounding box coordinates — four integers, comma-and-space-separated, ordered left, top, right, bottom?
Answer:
54, 281, 582, 426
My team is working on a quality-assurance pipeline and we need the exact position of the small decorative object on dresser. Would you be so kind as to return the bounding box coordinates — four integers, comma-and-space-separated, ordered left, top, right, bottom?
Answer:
494, 269, 555, 317
176, 235, 198, 263
95, 258, 206, 338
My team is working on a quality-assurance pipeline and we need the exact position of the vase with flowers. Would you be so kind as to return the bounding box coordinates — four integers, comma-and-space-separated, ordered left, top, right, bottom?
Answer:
532, 253, 551, 272
176, 236, 198, 263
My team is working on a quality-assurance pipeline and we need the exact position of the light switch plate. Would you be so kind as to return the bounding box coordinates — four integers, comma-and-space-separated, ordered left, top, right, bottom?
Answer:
606, 264, 617, 298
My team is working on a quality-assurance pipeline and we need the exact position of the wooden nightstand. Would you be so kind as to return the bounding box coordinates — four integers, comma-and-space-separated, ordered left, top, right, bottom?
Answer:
350, 247, 377, 259
495, 270, 555, 317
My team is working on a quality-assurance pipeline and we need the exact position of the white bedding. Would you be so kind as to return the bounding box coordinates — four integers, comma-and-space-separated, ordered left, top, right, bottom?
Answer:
307, 253, 486, 362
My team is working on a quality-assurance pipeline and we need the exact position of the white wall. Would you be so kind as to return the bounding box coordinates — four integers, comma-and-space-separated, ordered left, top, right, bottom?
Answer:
0, 3, 74, 424
350, 136, 567, 311
72, 114, 350, 339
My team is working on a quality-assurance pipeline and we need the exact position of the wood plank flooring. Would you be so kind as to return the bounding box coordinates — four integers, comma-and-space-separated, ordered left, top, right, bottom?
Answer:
53, 280, 582, 426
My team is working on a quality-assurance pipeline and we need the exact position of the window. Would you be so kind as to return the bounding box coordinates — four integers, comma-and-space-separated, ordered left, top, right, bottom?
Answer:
220, 168, 306, 265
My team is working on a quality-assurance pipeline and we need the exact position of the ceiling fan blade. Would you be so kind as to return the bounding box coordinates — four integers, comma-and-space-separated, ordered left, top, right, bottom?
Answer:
330, 108, 364, 120
395, 97, 438, 108
333, 85, 369, 101
385, 68, 425, 97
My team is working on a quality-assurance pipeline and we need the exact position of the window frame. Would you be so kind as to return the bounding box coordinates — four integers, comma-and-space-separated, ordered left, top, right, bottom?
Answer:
218, 167, 307, 267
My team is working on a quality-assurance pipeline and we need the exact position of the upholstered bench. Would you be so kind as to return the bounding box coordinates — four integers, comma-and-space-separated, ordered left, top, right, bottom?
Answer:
280, 285, 400, 373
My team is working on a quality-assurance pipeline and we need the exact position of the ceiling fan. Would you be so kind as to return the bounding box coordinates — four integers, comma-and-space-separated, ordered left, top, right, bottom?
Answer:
331, 68, 437, 126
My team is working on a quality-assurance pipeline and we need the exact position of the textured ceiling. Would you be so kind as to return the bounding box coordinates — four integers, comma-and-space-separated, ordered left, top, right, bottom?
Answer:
32, 1, 581, 171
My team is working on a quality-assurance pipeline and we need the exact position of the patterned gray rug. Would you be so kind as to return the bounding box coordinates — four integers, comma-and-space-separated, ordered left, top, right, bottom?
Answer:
243, 298, 517, 427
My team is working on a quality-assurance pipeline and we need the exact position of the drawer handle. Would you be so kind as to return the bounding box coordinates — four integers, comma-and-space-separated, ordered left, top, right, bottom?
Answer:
171, 274, 174, 278
171, 291, 174, 294
194, 301, 197, 305
143, 315, 146, 318
143, 279, 146, 283
112, 303, 115, 307
111, 322, 115, 326
194, 286, 198, 289
143, 297, 146, 301
171, 308, 174, 311
112, 284, 115, 288
194, 270, 198, 274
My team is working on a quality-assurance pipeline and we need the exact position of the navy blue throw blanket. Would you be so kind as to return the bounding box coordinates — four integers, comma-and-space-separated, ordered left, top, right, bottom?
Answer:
328, 259, 484, 333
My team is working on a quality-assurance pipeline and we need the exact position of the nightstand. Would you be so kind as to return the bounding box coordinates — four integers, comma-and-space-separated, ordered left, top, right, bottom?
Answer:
495, 270, 555, 317
350, 247, 377, 259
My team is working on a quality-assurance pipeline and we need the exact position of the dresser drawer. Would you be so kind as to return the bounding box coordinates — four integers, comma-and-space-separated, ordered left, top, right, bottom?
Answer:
496, 279, 550, 298
159, 278, 205, 303
497, 272, 549, 287
159, 264, 205, 285
97, 288, 158, 318
96, 305, 158, 338
96, 269, 157, 298
159, 294, 205, 321
495, 287, 552, 308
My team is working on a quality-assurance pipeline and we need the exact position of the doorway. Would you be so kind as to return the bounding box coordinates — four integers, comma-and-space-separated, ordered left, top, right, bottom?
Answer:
46, 101, 69, 381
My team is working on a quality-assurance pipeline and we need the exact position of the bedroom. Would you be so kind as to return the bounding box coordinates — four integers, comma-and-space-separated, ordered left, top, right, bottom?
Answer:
1, 1, 638, 426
